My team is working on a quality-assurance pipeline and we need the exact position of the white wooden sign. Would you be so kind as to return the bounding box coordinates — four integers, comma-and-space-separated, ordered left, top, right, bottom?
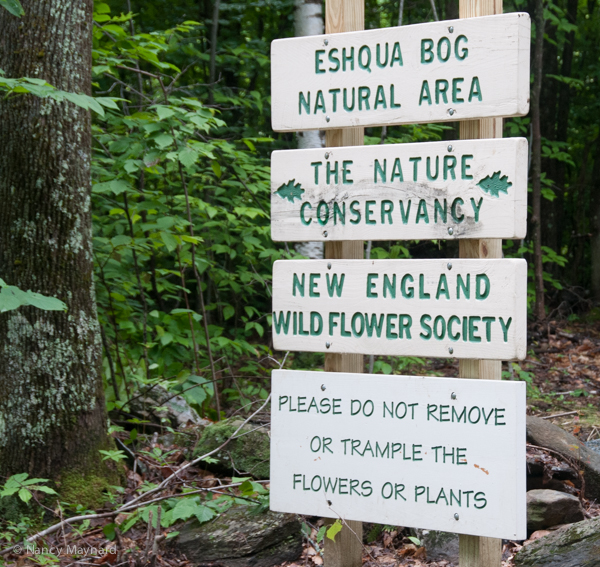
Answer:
271, 13, 530, 131
272, 259, 527, 360
270, 370, 527, 540
271, 138, 527, 241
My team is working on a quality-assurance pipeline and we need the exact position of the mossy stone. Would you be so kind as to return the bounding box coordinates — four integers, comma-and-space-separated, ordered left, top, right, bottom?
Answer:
194, 418, 270, 479
515, 516, 600, 566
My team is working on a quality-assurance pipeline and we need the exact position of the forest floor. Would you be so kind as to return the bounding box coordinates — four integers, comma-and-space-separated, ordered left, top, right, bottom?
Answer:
6, 318, 600, 567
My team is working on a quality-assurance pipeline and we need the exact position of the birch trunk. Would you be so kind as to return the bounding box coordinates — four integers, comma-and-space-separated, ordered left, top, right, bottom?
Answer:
294, 0, 324, 259
0, 0, 114, 491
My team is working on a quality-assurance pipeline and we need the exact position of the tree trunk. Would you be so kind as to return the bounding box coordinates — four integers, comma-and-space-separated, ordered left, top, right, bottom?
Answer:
294, 0, 324, 260
531, 0, 546, 320
590, 138, 600, 300
0, 0, 115, 493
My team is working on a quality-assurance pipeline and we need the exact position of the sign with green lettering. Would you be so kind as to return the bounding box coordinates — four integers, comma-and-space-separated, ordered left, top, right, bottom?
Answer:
271, 13, 530, 131
272, 259, 527, 360
271, 138, 527, 241
270, 370, 526, 540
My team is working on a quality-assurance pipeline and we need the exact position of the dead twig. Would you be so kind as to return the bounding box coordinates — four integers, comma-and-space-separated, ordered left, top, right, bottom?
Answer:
540, 410, 580, 419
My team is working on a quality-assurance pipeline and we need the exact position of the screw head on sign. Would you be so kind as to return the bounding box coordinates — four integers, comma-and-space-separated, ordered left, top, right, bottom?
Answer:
326, 115, 331, 122
451, 392, 457, 400
327, 500, 332, 506
449, 347, 454, 355
324, 39, 329, 45
326, 342, 331, 349
323, 230, 328, 237
447, 145, 453, 152
325, 152, 330, 159
448, 26, 454, 33
327, 262, 332, 269
454, 513, 459, 520
448, 227, 454, 235
447, 262, 452, 270
448, 108, 455, 116
321, 384, 326, 391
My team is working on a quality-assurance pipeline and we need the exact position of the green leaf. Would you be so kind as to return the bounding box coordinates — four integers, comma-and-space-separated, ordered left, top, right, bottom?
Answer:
0, 0, 24, 17
316, 525, 327, 543
156, 106, 176, 120
274, 179, 305, 203
223, 305, 235, 320
95, 3, 111, 14
184, 381, 207, 406
179, 147, 199, 168
477, 171, 512, 198
0, 286, 66, 313
154, 133, 174, 148
211, 160, 222, 178
34, 486, 58, 495
103, 523, 117, 541
0, 288, 24, 312
96, 97, 120, 110
111, 234, 132, 247
22, 292, 67, 312
326, 519, 342, 541
160, 231, 179, 252
18, 488, 32, 503
120, 513, 139, 534
170, 499, 200, 522
407, 536, 421, 546
194, 505, 216, 523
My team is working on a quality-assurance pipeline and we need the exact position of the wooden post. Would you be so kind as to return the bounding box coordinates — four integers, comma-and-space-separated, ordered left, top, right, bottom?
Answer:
459, 0, 503, 566
322, 1, 364, 566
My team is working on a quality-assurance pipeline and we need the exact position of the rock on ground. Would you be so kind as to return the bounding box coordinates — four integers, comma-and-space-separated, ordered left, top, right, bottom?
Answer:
587, 439, 600, 455
194, 418, 270, 479
515, 516, 600, 566
527, 489, 584, 532
526, 416, 600, 500
173, 505, 302, 567
419, 530, 459, 563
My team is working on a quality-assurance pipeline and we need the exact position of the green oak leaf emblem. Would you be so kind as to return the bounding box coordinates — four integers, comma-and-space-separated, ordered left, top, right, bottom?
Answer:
477, 171, 512, 198
274, 179, 305, 203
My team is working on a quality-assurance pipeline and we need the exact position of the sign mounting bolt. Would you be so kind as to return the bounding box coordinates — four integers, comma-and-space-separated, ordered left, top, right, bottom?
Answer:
448, 108, 455, 116
449, 347, 454, 355
323, 230, 328, 237
326, 342, 331, 349
324, 39, 329, 45
451, 392, 457, 400
447, 262, 452, 270
448, 227, 454, 235
325, 152, 330, 159
447, 145, 453, 152
327, 500, 332, 506
326, 115, 331, 122
454, 513, 459, 520
448, 26, 454, 33
321, 384, 326, 391
327, 262, 332, 269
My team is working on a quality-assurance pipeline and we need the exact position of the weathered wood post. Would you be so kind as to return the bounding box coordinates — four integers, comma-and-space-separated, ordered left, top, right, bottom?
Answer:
459, 0, 504, 565
323, 2, 364, 567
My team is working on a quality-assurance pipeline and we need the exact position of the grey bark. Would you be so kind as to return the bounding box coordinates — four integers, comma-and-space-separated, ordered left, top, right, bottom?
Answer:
531, 0, 546, 319
0, 0, 111, 479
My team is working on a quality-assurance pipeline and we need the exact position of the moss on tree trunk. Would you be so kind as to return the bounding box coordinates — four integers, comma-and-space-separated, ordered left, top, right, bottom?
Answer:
0, 0, 118, 500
